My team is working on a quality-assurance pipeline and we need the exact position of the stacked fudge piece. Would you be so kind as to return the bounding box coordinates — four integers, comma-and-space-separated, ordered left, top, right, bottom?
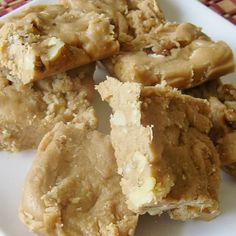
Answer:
0, 3, 120, 151
0, 4, 119, 83
0, 0, 235, 236
100, 0, 234, 89
0, 3, 138, 236
94, 0, 235, 222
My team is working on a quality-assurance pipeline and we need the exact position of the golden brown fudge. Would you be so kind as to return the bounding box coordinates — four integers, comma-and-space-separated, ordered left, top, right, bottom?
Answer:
19, 122, 138, 236
97, 77, 220, 221
220, 133, 236, 177
103, 22, 234, 89
61, 0, 165, 45
0, 64, 97, 152
186, 80, 236, 177
0, 4, 119, 84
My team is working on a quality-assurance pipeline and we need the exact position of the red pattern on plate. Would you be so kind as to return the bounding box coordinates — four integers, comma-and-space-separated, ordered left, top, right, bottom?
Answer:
200, 0, 236, 24
0, 0, 29, 17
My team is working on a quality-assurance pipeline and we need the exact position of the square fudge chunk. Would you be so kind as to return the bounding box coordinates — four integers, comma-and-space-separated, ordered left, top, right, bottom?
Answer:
0, 4, 119, 84
0, 64, 97, 152
97, 77, 220, 221
19, 123, 138, 236
103, 22, 234, 89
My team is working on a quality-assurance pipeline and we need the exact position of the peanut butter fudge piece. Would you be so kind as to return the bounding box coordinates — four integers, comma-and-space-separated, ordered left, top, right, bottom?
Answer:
0, 64, 97, 152
103, 22, 234, 89
61, 0, 165, 45
186, 80, 236, 177
97, 77, 220, 221
19, 122, 138, 236
0, 4, 119, 84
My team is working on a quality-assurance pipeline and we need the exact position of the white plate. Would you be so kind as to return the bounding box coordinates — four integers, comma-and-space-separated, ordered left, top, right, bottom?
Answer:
0, 1, 236, 236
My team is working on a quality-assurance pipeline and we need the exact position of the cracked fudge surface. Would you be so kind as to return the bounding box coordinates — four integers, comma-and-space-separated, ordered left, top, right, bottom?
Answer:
0, 4, 119, 84
61, 0, 165, 45
103, 22, 234, 89
0, 64, 97, 152
186, 80, 236, 177
97, 77, 220, 221
19, 123, 138, 236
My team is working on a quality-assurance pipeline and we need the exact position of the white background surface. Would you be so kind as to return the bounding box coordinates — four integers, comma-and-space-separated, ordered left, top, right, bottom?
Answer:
0, 0, 236, 235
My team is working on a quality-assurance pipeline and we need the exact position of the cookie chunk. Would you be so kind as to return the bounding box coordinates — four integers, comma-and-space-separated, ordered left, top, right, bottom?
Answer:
186, 80, 236, 177
19, 123, 138, 236
97, 77, 220, 221
0, 64, 97, 152
103, 22, 234, 89
0, 4, 119, 84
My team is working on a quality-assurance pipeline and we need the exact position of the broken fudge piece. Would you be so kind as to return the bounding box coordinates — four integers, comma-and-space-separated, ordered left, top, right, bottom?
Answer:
61, 0, 165, 44
0, 64, 97, 152
0, 4, 119, 84
97, 77, 220, 221
103, 22, 234, 89
19, 122, 138, 236
186, 80, 236, 177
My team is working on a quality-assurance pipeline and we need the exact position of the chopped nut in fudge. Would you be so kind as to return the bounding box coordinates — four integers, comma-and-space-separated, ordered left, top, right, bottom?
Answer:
97, 77, 220, 221
103, 22, 234, 89
0, 4, 119, 84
